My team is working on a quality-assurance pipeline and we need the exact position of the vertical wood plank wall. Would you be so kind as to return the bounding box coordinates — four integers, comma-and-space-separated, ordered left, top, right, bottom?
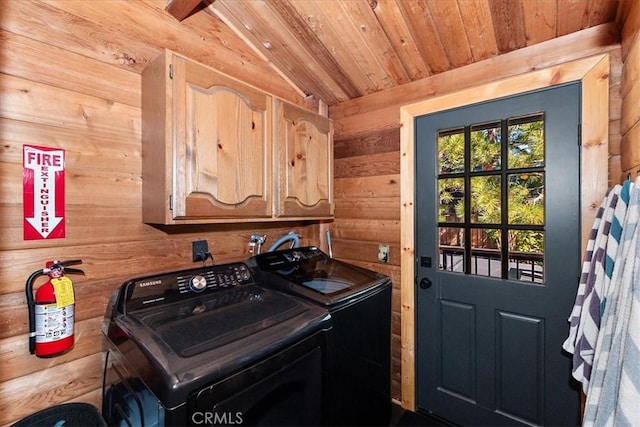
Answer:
0, 1, 318, 425
620, 0, 640, 182
329, 24, 623, 404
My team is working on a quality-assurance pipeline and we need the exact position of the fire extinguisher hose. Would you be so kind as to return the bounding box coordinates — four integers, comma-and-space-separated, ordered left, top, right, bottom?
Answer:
25, 269, 45, 355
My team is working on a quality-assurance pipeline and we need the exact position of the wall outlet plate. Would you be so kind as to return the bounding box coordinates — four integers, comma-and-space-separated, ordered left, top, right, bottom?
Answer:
192, 240, 209, 262
378, 244, 390, 263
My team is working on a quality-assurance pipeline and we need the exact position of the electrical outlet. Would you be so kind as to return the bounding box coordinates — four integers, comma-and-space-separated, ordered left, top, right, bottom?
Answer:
192, 240, 209, 262
378, 244, 390, 263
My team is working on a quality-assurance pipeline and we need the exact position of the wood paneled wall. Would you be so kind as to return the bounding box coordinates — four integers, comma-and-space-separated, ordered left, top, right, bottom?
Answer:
0, 1, 320, 425
0, 1, 635, 425
329, 24, 623, 403
619, 0, 640, 182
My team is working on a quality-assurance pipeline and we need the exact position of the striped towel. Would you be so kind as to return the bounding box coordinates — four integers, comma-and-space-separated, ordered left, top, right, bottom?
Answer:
562, 187, 610, 356
601, 181, 632, 309
583, 178, 640, 426
616, 213, 640, 424
562, 183, 629, 392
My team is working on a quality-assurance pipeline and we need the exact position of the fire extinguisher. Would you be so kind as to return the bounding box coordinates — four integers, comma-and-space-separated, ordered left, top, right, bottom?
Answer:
25, 259, 84, 357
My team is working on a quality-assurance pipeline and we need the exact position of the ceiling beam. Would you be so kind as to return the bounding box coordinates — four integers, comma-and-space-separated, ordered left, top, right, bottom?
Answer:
165, 0, 207, 21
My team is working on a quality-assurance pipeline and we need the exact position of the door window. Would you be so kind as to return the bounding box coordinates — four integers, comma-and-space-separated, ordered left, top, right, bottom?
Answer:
437, 113, 545, 284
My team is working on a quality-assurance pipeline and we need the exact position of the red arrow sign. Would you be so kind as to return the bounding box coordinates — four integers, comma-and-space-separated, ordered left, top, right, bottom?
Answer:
23, 145, 65, 240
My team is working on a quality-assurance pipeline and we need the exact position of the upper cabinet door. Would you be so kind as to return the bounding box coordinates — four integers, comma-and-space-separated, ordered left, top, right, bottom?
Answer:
274, 100, 333, 218
173, 56, 272, 219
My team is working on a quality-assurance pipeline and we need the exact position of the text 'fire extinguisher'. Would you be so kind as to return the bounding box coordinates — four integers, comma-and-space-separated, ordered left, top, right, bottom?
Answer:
25, 259, 84, 357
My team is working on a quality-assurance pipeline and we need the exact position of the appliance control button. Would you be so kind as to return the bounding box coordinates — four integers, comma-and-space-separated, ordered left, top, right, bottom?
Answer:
190, 275, 207, 292
238, 265, 251, 281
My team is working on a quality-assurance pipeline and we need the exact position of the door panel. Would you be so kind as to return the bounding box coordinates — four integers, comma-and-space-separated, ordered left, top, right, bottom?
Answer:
496, 311, 544, 423
439, 299, 476, 401
415, 84, 581, 426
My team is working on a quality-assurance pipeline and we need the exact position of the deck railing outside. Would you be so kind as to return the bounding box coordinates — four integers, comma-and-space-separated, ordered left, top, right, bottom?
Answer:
440, 245, 543, 283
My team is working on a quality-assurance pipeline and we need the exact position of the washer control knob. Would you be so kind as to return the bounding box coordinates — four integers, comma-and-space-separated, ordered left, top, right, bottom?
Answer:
190, 275, 207, 292
238, 265, 251, 281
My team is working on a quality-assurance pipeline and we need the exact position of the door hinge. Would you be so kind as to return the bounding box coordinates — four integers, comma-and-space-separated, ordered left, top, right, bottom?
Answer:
578, 123, 582, 146
169, 64, 173, 79
169, 195, 173, 211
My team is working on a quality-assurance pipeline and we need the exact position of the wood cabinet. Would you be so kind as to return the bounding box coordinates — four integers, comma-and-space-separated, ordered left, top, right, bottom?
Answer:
142, 50, 333, 224
142, 50, 273, 224
274, 100, 334, 218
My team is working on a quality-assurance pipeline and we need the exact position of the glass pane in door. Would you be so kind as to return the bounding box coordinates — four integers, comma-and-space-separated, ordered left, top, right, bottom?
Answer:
471, 122, 501, 171
439, 178, 465, 223
439, 227, 464, 273
438, 129, 465, 174
508, 230, 544, 283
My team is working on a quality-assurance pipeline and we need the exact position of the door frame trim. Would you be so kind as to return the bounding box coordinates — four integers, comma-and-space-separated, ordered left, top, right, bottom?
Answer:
399, 54, 610, 411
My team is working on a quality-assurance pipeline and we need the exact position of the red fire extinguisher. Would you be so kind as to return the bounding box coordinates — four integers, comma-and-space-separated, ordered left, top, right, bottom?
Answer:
25, 259, 84, 357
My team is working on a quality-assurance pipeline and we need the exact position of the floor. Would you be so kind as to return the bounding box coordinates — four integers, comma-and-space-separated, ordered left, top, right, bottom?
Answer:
390, 404, 456, 427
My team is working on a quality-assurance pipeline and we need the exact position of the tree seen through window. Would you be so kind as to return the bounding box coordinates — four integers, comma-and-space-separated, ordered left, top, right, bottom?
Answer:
437, 114, 545, 283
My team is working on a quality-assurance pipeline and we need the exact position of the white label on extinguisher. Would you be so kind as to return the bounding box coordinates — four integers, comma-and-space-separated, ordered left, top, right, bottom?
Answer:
34, 303, 74, 343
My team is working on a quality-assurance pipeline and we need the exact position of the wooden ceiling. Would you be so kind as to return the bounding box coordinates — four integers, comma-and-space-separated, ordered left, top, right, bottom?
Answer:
168, 0, 623, 106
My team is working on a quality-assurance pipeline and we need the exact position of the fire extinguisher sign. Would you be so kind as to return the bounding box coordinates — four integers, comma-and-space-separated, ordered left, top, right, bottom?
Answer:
23, 145, 65, 240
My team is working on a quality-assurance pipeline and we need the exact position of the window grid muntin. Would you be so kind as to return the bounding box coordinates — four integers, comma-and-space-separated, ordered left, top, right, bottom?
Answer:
436, 113, 546, 282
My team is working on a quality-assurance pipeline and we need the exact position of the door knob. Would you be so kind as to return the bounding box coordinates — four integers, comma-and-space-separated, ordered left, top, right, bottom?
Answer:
419, 277, 432, 289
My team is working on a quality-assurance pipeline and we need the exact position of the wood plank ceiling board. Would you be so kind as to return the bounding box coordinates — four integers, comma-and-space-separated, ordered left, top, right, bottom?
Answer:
396, 0, 452, 74
208, 0, 352, 103
457, 0, 499, 62
19, 0, 622, 108
291, 1, 376, 98
557, 0, 591, 36
329, 22, 621, 127
267, 0, 362, 99
289, 0, 392, 96
521, 0, 557, 46
587, 0, 620, 26
488, 0, 528, 51
371, 0, 431, 81
336, 0, 411, 87
424, 0, 473, 68
617, 0, 635, 28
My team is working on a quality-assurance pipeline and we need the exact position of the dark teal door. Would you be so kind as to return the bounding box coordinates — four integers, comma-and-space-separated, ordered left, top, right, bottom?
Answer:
415, 84, 581, 426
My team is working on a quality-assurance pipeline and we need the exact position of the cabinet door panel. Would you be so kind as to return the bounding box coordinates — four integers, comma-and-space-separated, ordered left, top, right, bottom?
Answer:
275, 100, 333, 218
174, 56, 271, 219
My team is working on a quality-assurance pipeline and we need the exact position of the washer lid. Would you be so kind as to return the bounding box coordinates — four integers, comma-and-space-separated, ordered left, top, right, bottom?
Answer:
302, 278, 351, 294
134, 284, 305, 358
252, 247, 390, 304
